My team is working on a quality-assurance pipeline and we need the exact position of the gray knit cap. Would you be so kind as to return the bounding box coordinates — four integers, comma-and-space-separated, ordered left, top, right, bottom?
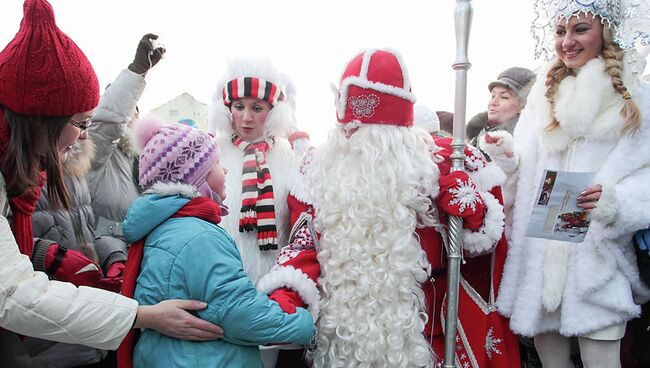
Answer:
488, 67, 536, 107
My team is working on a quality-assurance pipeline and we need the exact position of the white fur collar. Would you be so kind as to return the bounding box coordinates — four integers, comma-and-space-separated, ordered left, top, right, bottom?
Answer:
63, 138, 96, 178
144, 182, 201, 198
118, 125, 139, 158
534, 58, 626, 152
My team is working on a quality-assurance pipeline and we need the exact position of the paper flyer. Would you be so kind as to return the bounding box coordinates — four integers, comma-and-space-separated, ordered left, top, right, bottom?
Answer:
525, 170, 596, 243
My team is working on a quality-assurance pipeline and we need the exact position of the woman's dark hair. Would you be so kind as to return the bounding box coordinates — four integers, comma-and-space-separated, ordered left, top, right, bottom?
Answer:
2, 109, 71, 209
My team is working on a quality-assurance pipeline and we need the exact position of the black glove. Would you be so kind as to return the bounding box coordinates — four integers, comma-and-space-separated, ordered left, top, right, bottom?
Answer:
128, 33, 165, 75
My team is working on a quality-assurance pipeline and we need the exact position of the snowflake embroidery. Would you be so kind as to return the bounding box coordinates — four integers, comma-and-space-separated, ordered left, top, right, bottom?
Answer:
158, 161, 181, 181
348, 94, 380, 118
448, 178, 479, 213
485, 327, 503, 359
290, 226, 314, 250
464, 146, 487, 171
276, 248, 301, 265
299, 149, 314, 175
182, 139, 203, 159
463, 362, 470, 368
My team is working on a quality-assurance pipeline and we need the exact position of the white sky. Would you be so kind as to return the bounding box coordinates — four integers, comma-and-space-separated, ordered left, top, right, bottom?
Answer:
1, 0, 648, 144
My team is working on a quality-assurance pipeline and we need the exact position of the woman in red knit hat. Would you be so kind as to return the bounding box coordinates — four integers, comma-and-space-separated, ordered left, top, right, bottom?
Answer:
0, 0, 223, 358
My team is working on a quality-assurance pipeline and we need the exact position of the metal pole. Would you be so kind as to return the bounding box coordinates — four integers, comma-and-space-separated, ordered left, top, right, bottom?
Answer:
443, 1, 472, 367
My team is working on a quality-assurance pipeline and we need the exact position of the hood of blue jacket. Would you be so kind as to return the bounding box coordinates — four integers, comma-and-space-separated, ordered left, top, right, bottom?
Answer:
122, 194, 190, 243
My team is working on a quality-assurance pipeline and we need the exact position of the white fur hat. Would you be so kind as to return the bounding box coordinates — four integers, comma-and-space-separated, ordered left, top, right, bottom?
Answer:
413, 104, 440, 133
207, 57, 296, 139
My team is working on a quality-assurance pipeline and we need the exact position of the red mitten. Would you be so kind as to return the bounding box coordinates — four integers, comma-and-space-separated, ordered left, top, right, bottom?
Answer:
437, 171, 485, 229
269, 288, 305, 314
105, 261, 126, 278
44, 244, 102, 287
95, 261, 125, 293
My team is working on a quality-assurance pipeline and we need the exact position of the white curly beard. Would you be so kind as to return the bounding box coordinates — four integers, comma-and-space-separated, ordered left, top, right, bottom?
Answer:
304, 125, 439, 368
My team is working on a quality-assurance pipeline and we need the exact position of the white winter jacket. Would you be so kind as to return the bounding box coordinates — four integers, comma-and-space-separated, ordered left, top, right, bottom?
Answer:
496, 57, 650, 337
0, 174, 137, 350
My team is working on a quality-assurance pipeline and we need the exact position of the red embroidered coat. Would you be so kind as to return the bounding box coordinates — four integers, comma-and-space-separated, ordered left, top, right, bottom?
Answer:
425, 136, 520, 368
257, 136, 520, 367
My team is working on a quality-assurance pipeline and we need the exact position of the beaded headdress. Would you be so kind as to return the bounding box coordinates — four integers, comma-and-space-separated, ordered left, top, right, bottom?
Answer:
532, 0, 650, 61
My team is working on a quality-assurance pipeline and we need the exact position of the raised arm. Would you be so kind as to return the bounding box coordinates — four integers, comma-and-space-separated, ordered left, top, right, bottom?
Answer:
89, 33, 164, 169
89, 69, 145, 169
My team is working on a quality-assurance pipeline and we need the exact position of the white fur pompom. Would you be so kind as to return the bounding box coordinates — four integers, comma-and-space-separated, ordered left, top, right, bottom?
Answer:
133, 117, 166, 152
413, 105, 440, 133
264, 101, 294, 138
207, 97, 232, 135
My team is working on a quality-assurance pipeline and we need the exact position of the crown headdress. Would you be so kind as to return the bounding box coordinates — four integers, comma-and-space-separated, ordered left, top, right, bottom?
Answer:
532, 0, 649, 61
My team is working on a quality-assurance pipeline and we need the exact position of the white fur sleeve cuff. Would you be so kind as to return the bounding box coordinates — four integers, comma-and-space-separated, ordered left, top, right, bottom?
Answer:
478, 130, 518, 175
257, 266, 320, 321
589, 184, 617, 225
290, 137, 311, 157
463, 191, 505, 257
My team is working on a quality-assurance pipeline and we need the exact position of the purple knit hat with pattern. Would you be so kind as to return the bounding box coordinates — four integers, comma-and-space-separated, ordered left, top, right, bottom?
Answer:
135, 117, 219, 194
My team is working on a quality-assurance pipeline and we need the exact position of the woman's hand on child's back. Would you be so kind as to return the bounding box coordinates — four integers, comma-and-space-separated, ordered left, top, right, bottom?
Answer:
136, 300, 224, 341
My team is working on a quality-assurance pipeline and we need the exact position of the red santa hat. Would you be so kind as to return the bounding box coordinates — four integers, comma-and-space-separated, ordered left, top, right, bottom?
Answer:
336, 49, 416, 127
0, 0, 99, 117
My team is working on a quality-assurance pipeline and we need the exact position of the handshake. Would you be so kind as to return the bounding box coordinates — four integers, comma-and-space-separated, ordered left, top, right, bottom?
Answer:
32, 240, 125, 293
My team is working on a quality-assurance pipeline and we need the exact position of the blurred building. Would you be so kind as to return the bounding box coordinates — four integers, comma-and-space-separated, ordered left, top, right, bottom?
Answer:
148, 92, 209, 130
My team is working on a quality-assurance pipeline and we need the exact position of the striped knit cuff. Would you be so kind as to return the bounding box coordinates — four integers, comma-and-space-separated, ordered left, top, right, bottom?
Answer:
31, 238, 55, 272
102, 251, 127, 274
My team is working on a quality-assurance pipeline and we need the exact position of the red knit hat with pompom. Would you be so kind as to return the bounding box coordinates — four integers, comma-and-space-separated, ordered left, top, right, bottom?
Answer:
0, 0, 99, 117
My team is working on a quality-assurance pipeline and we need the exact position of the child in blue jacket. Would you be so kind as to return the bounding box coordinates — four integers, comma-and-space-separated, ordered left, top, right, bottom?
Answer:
121, 118, 314, 368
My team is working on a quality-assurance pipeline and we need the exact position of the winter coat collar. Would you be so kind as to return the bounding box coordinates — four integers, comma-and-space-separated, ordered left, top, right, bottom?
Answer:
530, 55, 646, 154
63, 138, 96, 178
117, 125, 138, 158
122, 182, 203, 243
534, 57, 628, 153
143, 182, 202, 199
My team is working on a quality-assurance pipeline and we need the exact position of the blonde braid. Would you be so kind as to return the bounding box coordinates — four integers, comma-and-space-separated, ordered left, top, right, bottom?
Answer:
602, 24, 641, 134
544, 59, 571, 131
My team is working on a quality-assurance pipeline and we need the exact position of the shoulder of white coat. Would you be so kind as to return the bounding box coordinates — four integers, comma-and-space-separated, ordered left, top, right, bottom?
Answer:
593, 83, 650, 187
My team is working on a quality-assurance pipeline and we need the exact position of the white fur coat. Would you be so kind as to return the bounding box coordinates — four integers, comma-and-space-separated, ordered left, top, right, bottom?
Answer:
496, 57, 650, 337
216, 134, 300, 284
